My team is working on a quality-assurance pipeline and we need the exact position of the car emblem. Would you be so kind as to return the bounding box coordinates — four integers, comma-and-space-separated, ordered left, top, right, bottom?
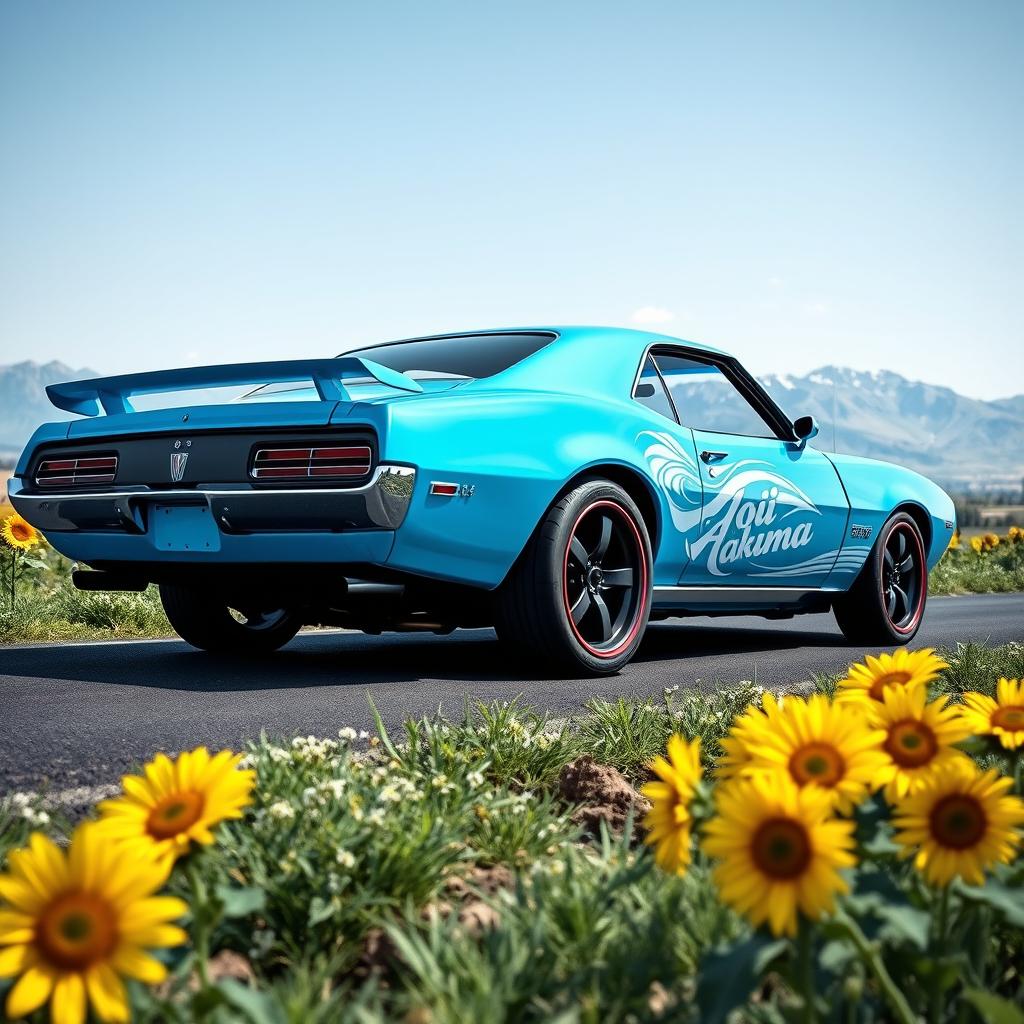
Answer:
170, 452, 189, 482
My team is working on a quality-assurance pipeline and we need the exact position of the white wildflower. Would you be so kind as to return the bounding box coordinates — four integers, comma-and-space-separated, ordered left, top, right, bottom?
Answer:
268, 800, 296, 821
338, 726, 357, 742
336, 849, 356, 869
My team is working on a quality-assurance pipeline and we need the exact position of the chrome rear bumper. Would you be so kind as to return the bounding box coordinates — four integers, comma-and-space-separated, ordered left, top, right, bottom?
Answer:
9, 464, 416, 534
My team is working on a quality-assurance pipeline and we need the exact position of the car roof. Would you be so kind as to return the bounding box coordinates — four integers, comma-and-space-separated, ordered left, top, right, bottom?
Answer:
349, 326, 731, 398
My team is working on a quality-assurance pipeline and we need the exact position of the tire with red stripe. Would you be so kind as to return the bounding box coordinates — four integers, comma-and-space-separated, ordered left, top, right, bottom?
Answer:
494, 479, 653, 675
833, 511, 928, 645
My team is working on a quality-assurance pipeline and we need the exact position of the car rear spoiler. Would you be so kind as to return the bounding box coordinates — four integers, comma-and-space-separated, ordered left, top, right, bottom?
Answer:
45, 357, 424, 416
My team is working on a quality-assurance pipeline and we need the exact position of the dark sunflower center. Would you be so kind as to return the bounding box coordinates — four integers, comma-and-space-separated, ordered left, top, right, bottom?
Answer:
869, 671, 912, 701
751, 818, 812, 880
885, 719, 938, 768
37, 892, 118, 970
929, 794, 987, 850
992, 706, 1024, 731
789, 742, 845, 787
147, 790, 204, 839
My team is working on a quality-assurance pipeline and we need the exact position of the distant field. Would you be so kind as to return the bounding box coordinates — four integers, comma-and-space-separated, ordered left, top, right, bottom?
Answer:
0, 469, 12, 518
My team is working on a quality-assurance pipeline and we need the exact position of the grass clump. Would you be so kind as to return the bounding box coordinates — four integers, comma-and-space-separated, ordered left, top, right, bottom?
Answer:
0, 581, 170, 644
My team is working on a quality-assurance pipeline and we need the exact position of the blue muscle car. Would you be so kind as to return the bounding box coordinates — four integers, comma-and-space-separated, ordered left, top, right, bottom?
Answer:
10, 328, 956, 674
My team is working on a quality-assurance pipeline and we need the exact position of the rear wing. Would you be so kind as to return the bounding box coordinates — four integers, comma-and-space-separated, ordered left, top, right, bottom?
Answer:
45, 357, 424, 416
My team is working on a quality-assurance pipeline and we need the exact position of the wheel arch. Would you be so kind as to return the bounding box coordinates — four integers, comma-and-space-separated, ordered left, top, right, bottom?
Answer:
891, 501, 932, 552
559, 463, 661, 554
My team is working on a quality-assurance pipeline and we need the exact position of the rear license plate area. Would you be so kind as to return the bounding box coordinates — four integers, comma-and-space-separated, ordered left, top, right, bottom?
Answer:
152, 504, 222, 552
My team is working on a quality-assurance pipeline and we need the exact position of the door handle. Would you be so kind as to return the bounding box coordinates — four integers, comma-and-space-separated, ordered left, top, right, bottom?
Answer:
700, 450, 729, 464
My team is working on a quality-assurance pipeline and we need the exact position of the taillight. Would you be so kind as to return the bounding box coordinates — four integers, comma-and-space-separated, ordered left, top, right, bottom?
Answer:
35, 454, 118, 488
251, 445, 372, 481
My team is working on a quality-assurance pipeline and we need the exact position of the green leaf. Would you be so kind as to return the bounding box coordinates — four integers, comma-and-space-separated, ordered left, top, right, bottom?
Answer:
308, 896, 336, 927
875, 904, 930, 951
215, 885, 265, 919
20, 558, 47, 570
696, 934, 788, 1024
216, 978, 284, 1024
962, 989, 1024, 1024
955, 879, 1024, 928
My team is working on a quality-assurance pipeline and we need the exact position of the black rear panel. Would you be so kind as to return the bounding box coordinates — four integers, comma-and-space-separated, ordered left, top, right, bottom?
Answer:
26, 428, 377, 491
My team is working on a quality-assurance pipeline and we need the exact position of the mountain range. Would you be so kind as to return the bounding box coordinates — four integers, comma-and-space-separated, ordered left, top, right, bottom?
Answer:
0, 359, 1021, 492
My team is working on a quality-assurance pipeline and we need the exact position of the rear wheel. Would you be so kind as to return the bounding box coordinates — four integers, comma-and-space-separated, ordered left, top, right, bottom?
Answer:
494, 479, 652, 675
833, 511, 928, 645
159, 583, 302, 653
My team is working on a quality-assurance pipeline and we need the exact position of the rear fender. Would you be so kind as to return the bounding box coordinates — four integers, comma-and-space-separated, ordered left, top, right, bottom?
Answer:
379, 390, 679, 589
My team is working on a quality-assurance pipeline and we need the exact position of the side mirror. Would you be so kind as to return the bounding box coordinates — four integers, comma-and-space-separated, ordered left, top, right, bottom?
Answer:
793, 415, 819, 442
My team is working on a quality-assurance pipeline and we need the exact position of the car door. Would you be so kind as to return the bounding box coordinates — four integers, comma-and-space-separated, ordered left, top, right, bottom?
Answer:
653, 351, 850, 588
631, 352, 704, 584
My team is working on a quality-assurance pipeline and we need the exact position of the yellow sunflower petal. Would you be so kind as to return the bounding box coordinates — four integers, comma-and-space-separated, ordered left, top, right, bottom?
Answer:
6, 963, 56, 1019
111, 946, 168, 984
0, 942, 37, 977
52, 971, 88, 1024
86, 962, 130, 1023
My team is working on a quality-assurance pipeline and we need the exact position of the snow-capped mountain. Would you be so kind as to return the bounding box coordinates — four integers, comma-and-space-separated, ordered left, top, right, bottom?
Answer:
756, 366, 1023, 489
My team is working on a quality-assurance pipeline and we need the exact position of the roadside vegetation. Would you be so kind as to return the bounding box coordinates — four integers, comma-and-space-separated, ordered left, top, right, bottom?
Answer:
1, 513, 1022, 645
931, 526, 1024, 595
2, 642, 1024, 1023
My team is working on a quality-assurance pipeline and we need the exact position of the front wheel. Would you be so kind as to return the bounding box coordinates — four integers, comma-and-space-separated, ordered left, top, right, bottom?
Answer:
832, 511, 928, 645
494, 479, 652, 675
159, 584, 303, 654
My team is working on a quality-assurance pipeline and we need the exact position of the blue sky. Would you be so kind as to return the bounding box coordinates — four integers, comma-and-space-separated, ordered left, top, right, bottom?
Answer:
1, 1, 1021, 399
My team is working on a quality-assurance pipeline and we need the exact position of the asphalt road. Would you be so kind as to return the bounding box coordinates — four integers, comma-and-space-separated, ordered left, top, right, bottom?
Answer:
1, 593, 1021, 796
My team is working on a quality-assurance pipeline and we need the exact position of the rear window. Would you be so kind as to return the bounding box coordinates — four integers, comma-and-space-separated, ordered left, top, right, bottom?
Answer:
344, 331, 556, 380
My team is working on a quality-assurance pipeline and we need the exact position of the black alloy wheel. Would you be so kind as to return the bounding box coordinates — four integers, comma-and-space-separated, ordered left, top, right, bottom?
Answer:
563, 499, 647, 657
494, 478, 653, 675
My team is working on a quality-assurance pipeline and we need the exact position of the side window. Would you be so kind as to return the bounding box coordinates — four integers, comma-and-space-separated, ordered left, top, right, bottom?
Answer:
632, 354, 677, 422
654, 353, 776, 438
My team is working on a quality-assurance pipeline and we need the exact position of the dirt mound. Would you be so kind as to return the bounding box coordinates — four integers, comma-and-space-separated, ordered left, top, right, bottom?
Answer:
557, 756, 650, 838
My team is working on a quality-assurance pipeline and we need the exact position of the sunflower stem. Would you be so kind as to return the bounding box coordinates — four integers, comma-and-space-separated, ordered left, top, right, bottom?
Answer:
186, 860, 212, 990
930, 885, 951, 1024
797, 919, 817, 1024
833, 910, 916, 1024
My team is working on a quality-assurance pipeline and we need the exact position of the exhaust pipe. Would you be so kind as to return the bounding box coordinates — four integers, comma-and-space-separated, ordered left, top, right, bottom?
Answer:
72, 570, 149, 593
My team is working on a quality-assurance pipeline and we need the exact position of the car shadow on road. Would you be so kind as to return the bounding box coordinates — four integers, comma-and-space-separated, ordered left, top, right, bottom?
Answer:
2, 619, 851, 692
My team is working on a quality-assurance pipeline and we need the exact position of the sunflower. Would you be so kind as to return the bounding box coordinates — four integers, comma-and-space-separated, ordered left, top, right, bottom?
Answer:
836, 648, 948, 706
714, 698, 778, 780
1009, 525, 1022, 543
959, 678, 1024, 750
867, 687, 973, 801
892, 761, 1024, 886
741, 693, 886, 814
641, 734, 702, 874
97, 747, 255, 859
982, 532, 1000, 551
970, 536, 984, 553
0, 824, 186, 1024
703, 773, 856, 937
1, 513, 40, 552
947, 530, 960, 551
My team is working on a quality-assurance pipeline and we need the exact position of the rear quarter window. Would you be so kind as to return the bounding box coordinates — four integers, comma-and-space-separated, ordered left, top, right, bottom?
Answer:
345, 332, 557, 379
